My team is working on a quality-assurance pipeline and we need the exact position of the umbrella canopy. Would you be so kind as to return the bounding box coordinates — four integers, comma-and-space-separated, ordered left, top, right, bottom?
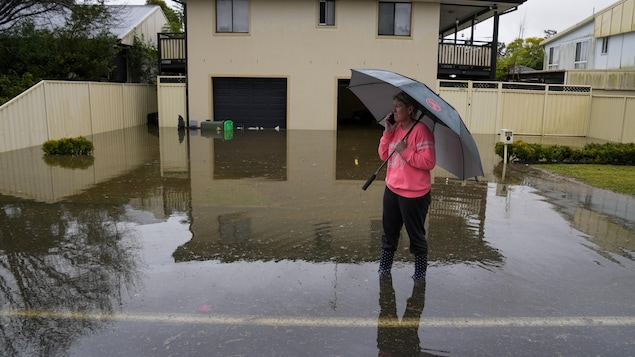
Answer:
348, 68, 484, 180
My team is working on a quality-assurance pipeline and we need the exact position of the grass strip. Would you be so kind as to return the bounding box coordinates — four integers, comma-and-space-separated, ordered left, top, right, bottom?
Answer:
533, 164, 635, 196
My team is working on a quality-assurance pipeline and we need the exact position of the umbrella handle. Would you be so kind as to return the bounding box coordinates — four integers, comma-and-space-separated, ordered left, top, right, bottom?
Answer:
361, 110, 426, 191
362, 174, 377, 191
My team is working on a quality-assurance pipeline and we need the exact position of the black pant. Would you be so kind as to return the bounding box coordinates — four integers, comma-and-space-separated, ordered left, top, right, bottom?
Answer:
381, 187, 431, 256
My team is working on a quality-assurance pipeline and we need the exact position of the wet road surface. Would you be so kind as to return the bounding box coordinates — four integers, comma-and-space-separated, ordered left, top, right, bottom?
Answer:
0, 125, 633, 356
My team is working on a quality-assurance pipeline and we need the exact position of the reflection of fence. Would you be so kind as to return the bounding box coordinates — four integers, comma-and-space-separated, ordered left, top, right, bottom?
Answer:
428, 180, 501, 264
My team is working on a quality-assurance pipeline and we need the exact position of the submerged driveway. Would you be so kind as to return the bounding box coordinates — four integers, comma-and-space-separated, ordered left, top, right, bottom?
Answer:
0, 127, 633, 356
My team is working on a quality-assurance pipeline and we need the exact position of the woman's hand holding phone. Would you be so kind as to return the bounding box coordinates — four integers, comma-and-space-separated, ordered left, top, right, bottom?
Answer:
384, 113, 395, 132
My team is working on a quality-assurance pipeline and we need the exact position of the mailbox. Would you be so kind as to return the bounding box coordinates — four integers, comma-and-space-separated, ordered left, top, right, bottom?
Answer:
500, 129, 513, 144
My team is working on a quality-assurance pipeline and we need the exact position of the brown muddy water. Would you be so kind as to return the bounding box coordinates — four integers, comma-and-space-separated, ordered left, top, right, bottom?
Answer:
0, 124, 634, 357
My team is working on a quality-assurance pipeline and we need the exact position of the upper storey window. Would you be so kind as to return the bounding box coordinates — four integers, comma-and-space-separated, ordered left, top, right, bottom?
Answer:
217, 0, 249, 33
319, 0, 336, 26
378, 2, 411, 36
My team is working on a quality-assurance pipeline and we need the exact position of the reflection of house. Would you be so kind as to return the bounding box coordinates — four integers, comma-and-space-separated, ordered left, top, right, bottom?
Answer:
179, 0, 527, 130
172, 130, 500, 265
522, 0, 635, 90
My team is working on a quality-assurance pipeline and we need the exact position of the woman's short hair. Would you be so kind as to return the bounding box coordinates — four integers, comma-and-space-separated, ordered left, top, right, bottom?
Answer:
393, 91, 416, 109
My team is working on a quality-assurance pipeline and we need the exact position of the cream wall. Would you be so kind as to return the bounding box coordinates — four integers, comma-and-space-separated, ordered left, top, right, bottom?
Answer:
186, 0, 440, 130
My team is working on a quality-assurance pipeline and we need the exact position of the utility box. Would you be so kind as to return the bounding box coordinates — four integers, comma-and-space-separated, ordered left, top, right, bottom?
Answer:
500, 129, 513, 144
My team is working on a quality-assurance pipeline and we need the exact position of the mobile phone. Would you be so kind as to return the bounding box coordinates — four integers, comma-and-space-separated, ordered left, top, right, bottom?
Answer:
387, 114, 395, 125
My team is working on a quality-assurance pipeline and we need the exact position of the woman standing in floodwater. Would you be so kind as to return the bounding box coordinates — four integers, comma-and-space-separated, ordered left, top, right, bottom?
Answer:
377, 91, 436, 281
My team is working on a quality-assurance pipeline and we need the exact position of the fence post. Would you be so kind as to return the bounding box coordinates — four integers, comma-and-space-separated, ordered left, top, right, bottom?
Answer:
541, 85, 549, 136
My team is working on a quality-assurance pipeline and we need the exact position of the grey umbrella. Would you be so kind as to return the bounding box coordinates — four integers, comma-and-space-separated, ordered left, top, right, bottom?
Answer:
348, 68, 484, 187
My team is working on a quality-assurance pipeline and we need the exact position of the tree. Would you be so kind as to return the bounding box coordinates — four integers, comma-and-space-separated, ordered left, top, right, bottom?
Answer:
496, 37, 545, 80
0, 2, 122, 104
0, 0, 74, 30
146, 0, 184, 32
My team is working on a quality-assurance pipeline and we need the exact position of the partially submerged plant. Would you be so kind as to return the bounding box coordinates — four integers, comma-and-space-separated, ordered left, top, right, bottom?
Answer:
42, 136, 94, 156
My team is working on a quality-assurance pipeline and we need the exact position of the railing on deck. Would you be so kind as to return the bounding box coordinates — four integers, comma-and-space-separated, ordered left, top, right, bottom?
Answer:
438, 40, 492, 68
158, 33, 186, 74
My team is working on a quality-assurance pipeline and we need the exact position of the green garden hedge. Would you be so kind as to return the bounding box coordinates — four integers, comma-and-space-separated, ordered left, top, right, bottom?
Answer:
495, 141, 635, 165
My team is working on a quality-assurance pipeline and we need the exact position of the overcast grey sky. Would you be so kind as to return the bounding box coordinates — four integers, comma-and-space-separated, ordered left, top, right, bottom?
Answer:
475, 0, 620, 44
115, 0, 621, 44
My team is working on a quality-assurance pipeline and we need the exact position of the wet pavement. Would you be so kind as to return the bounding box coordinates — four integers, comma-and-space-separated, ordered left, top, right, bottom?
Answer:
0, 124, 634, 356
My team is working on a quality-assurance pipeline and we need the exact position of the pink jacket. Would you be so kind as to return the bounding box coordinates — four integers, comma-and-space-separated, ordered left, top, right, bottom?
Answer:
378, 122, 436, 198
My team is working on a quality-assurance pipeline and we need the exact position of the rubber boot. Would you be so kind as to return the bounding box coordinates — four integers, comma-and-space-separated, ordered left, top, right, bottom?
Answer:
378, 249, 395, 277
412, 255, 427, 281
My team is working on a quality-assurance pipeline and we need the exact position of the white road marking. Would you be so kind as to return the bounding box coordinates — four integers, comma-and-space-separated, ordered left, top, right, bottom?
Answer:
3, 309, 635, 328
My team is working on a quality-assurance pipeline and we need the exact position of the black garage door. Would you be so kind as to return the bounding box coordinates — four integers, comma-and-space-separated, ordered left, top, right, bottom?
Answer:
213, 77, 287, 129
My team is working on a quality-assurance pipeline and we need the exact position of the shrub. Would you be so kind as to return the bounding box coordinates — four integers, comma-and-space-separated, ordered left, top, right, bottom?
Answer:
42, 136, 94, 156
495, 141, 635, 165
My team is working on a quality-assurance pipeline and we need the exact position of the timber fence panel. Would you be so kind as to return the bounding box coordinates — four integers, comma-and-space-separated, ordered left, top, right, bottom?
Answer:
0, 82, 48, 152
501, 89, 546, 135
45, 81, 92, 140
622, 97, 635, 143
469, 83, 500, 135
543, 90, 591, 136
157, 76, 187, 127
122, 84, 154, 128
90, 82, 125, 134
589, 96, 628, 142
438, 88, 469, 119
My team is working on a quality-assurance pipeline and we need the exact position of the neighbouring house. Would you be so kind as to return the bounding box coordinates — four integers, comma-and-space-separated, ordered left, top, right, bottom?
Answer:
524, 0, 635, 91
177, 0, 527, 131
9, 5, 169, 83
107, 5, 170, 82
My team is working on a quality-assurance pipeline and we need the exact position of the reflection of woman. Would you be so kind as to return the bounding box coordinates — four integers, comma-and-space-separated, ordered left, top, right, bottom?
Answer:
377, 277, 426, 356
377, 92, 436, 281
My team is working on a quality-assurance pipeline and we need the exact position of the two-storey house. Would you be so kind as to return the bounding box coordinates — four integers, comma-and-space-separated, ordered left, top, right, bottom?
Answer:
179, 0, 526, 130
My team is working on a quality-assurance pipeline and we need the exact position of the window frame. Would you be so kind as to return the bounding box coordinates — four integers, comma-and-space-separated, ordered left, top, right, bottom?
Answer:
318, 0, 336, 26
377, 1, 412, 37
547, 46, 559, 69
574, 40, 589, 69
600, 37, 609, 55
216, 0, 250, 34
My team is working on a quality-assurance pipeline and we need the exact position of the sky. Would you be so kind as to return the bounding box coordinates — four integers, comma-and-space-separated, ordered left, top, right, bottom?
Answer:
468, 0, 621, 44
114, 0, 621, 44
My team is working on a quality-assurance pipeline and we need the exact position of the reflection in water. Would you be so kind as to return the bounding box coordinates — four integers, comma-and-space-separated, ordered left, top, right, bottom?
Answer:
0, 194, 141, 356
377, 277, 448, 357
511, 163, 635, 262
213, 130, 287, 180
0, 125, 633, 356
174, 127, 501, 265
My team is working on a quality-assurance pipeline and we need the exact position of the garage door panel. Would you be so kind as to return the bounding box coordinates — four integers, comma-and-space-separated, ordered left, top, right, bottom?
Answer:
213, 77, 287, 129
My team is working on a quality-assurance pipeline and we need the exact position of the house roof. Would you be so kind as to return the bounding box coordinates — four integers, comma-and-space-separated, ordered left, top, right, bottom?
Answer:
6, 5, 165, 43
439, 0, 529, 38
108, 5, 165, 41
541, 0, 632, 46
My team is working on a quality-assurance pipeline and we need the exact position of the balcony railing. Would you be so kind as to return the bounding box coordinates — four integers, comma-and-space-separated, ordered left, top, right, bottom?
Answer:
438, 39, 494, 79
155, 34, 495, 79
158, 33, 186, 74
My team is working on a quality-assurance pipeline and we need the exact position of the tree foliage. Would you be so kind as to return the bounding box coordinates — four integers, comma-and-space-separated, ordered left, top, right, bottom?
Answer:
0, 1, 161, 104
146, 0, 183, 32
0, 0, 75, 30
496, 37, 545, 80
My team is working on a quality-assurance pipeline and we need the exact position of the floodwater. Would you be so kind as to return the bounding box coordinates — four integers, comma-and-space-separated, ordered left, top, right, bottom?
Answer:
0, 124, 634, 356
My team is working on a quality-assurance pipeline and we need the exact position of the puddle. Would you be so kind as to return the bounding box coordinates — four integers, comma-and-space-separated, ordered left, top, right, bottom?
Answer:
0, 125, 633, 356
